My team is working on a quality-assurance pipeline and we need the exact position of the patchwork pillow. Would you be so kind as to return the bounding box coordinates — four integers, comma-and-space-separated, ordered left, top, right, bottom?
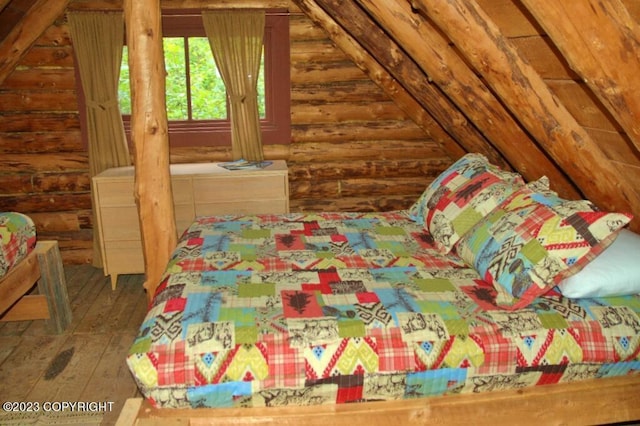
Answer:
558, 229, 640, 298
455, 181, 633, 310
408, 153, 525, 254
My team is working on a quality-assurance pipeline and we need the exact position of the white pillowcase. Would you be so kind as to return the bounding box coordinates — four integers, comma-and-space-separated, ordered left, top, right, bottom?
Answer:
559, 229, 640, 298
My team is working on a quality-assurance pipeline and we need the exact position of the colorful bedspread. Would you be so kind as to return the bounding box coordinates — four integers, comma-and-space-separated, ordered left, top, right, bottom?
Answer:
0, 212, 36, 278
127, 211, 640, 409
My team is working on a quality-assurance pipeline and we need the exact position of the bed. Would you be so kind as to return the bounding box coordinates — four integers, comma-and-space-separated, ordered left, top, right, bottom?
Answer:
125, 154, 640, 424
0, 212, 72, 333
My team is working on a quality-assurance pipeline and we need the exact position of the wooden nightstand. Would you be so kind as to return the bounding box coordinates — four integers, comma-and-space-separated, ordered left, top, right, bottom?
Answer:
92, 160, 289, 289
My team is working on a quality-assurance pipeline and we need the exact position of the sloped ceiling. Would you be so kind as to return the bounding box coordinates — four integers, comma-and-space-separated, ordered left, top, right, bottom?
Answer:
0, 0, 69, 83
293, 0, 640, 231
1, 0, 640, 230
0, 0, 33, 43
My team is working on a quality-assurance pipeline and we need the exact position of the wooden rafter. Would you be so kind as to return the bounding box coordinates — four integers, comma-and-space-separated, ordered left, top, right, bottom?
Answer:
299, 0, 508, 168
0, 0, 11, 13
0, 0, 70, 85
410, 0, 640, 228
519, 0, 640, 153
292, 0, 467, 161
124, 0, 177, 302
126, 374, 640, 425
356, 0, 580, 199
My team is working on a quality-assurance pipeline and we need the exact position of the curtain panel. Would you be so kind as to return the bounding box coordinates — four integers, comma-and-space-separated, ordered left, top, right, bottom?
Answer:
202, 10, 266, 161
68, 11, 131, 267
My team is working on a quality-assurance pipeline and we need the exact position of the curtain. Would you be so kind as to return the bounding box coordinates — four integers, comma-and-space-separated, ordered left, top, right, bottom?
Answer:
202, 10, 265, 161
68, 12, 131, 267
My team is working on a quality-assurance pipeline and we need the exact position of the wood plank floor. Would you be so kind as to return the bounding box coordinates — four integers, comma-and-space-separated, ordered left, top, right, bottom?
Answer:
0, 265, 148, 425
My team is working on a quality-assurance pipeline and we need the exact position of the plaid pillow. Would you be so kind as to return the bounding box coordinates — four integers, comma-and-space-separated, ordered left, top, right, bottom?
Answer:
456, 181, 633, 309
408, 153, 525, 254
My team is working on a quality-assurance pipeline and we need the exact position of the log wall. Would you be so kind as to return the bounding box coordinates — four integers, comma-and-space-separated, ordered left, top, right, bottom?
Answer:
0, 3, 450, 264
1, 0, 639, 264
0, 18, 92, 264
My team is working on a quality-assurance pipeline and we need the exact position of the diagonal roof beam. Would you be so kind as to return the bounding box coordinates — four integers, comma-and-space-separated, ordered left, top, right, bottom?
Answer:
0, 0, 70, 85
293, 0, 467, 162
299, 0, 508, 168
520, 0, 640, 154
357, 0, 579, 199
0, 0, 11, 13
410, 0, 640, 227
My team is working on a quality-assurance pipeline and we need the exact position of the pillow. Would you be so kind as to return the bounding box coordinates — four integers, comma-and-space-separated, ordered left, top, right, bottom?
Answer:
455, 182, 633, 310
558, 229, 640, 298
408, 153, 525, 254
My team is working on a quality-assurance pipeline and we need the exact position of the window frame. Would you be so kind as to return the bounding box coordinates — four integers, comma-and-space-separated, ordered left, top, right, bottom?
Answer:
119, 9, 291, 147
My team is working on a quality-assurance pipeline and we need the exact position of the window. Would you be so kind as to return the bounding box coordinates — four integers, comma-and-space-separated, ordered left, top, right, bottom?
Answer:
121, 38, 255, 120
118, 10, 290, 147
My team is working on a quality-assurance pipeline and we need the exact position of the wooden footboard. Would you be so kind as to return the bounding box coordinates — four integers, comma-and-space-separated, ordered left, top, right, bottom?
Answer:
116, 375, 640, 426
0, 241, 72, 333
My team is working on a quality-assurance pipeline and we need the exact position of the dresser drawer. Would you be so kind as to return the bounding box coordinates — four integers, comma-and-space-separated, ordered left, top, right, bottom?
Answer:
195, 199, 288, 216
171, 177, 193, 204
95, 180, 135, 206
192, 174, 286, 201
101, 204, 194, 240
96, 177, 192, 206
103, 240, 145, 274
175, 204, 195, 235
100, 206, 140, 240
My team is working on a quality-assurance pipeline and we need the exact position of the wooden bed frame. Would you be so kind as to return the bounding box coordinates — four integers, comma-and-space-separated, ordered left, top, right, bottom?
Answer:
116, 375, 640, 425
0, 240, 72, 333
117, 1, 640, 423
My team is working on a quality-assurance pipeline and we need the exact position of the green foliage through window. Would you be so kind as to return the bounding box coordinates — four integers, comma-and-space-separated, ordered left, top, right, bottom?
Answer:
118, 37, 265, 121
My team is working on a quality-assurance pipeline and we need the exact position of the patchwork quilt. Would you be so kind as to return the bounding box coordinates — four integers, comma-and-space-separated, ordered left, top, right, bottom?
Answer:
0, 212, 36, 278
127, 211, 640, 409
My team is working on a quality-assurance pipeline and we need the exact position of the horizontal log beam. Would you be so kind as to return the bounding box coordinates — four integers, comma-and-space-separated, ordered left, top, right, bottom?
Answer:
288, 140, 445, 161
291, 101, 411, 123
288, 159, 449, 180
291, 81, 390, 103
290, 195, 417, 213
0, 153, 87, 173
0, 193, 91, 213
0, 91, 78, 112
0, 113, 80, 133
